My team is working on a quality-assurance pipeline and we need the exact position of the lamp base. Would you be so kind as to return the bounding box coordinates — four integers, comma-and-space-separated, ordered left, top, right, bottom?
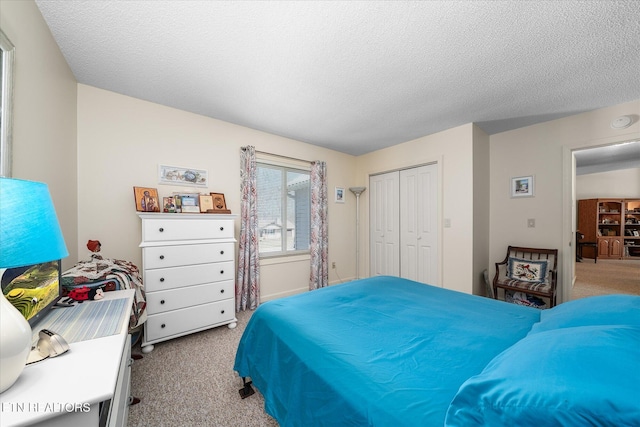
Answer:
0, 293, 32, 393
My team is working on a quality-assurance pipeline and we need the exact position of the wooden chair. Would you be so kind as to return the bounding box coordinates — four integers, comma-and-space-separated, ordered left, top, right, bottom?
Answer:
493, 246, 559, 308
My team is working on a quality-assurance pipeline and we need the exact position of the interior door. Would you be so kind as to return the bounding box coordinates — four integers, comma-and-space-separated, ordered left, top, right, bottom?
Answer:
369, 171, 399, 277
400, 164, 438, 285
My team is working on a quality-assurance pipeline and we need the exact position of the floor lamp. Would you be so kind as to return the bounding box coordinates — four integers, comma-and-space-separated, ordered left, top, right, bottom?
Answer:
349, 187, 366, 279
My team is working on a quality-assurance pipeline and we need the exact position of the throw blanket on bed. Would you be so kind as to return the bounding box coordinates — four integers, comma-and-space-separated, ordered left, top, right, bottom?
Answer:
61, 254, 147, 330
235, 276, 541, 426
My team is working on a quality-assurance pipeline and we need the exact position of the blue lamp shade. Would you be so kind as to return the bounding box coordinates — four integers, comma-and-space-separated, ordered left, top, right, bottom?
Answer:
0, 177, 69, 268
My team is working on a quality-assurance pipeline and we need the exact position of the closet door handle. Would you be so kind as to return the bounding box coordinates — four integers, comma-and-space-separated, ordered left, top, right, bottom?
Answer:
161, 324, 166, 328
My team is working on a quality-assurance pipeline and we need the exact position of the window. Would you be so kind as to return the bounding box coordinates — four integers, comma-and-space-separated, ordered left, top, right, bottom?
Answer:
257, 162, 310, 256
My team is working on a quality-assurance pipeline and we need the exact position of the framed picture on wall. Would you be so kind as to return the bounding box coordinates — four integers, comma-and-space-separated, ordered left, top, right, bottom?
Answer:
335, 187, 345, 203
510, 175, 534, 198
158, 164, 208, 187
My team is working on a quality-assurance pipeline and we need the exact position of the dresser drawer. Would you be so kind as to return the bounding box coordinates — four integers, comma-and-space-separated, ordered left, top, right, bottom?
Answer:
143, 218, 234, 242
144, 262, 234, 292
143, 242, 234, 269
145, 299, 235, 342
146, 280, 233, 313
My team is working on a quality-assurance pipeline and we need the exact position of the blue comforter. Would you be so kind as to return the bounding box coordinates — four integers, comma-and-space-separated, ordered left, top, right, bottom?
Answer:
234, 276, 541, 426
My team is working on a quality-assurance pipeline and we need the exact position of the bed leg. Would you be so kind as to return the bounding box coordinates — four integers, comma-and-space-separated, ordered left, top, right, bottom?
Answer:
239, 377, 255, 399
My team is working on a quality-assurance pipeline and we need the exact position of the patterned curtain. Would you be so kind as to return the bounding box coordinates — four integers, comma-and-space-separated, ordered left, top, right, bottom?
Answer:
309, 160, 328, 290
236, 146, 260, 311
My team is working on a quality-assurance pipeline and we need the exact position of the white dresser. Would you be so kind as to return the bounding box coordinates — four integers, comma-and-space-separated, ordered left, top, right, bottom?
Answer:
137, 213, 237, 353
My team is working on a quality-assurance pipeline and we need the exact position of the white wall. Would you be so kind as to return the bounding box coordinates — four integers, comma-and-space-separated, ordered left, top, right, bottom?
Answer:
576, 168, 640, 199
0, 0, 78, 269
490, 100, 640, 302
356, 124, 477, 294
473, 125, 491, 296
77, 85, 357, 301
4, 1, 638, 303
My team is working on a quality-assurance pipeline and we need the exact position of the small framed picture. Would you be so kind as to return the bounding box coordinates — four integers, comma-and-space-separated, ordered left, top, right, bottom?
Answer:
163, 196, 177, 213
174, 192, 200, 213
210, 193, 231, 213
158, 164, 208, 187
335, 187, 345, 203
510, 176, 534, 198
199, 194, 214, 213
133, 187, 160, 212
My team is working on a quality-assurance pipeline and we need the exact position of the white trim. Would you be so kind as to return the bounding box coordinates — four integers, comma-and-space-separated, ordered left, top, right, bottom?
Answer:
0, 30, 15, 177
256, 152, 311, 171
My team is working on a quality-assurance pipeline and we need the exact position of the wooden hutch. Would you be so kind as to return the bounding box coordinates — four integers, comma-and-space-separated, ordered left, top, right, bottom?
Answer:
578, 199, 640, 260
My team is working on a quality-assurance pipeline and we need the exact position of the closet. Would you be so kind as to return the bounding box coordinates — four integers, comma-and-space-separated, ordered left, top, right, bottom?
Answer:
369, 164, 439, 285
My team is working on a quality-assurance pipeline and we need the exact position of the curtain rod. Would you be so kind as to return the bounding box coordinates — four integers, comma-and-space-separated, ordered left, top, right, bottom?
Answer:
241, 147, 312, 164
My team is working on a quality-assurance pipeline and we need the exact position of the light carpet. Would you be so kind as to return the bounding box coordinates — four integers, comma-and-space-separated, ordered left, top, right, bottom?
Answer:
571, 259, 640, 300
128, 309, 277, 427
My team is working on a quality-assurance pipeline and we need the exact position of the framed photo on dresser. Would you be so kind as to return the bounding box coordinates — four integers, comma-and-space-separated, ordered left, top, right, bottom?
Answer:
133, 187, 160, 212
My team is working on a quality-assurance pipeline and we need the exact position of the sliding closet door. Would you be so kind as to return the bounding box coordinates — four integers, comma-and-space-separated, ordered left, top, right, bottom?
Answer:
400, 164, 438, 285
369, 171, 400, 277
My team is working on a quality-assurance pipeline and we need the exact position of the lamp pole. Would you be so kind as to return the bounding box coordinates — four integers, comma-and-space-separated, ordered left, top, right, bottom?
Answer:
348, 187, 366, 279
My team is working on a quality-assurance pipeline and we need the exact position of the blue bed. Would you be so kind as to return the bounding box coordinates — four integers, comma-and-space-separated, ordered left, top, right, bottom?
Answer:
234, 276, 640, 426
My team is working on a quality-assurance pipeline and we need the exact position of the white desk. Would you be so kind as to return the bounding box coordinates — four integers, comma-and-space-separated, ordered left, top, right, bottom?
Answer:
0, 290, 134, 427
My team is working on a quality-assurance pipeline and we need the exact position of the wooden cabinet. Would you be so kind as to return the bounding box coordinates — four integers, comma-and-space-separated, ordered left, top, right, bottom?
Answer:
138, 213, 237, 353
578, 198, 640, 260
624, 199, 640, 259
597, 237, 623, 258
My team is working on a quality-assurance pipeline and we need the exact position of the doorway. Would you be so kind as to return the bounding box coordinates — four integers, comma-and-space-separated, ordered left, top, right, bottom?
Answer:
570, 140, 640, 300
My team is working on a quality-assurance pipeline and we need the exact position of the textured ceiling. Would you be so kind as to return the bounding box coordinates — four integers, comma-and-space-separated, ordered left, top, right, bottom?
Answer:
35, 1, 640, 156
575, 140, 640, 175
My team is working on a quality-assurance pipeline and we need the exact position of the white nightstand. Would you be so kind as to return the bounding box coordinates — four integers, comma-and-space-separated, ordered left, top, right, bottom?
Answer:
0, 289, 135, 427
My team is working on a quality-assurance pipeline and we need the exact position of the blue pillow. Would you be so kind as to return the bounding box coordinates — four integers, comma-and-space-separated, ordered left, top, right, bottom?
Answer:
528, 294, 640, 335
444, 325, 640, 427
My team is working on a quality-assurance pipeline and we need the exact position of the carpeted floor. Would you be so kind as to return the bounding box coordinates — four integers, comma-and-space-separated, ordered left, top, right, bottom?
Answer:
128, 309, 277, 427
571, 259, 640, 300
128, 259, 639, 426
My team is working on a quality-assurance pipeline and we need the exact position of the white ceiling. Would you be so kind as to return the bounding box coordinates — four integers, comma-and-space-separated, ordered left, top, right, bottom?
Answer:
35, 1, 640, 156
574, 140, 640, 175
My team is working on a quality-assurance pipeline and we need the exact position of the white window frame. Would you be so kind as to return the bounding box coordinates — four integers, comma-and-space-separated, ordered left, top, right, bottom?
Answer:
257, 155, 311, 258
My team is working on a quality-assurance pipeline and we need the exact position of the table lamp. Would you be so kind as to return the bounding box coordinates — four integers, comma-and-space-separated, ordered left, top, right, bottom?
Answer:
0, 177, 69, 393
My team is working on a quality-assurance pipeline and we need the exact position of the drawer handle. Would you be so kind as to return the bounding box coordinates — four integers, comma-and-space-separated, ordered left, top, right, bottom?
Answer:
220, 289, 224, 294
160, 300, 165, 304
160, 255, 165, 260
221, 310, 225, 314
220, 270, 224, 275
160, 277, 165, 282
220, 250, 224, 255
159, 227, 164, 232
220, 226, 224, 231
161, 323, 166, 328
